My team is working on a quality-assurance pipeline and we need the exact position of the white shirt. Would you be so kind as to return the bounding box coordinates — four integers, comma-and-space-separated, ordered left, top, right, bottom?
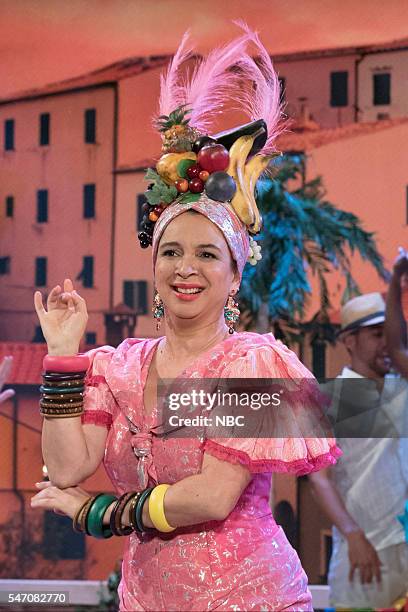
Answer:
330, 367, 408, 550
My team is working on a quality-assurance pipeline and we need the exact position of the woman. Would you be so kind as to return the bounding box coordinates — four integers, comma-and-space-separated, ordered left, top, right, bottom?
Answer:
31, 28, 341, 611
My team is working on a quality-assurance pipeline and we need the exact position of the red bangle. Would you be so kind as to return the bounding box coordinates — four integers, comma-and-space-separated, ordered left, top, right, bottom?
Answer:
43, 354, 89, 373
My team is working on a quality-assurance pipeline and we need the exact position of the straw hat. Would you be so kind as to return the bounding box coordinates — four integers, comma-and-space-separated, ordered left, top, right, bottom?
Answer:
338, 292, 385, 338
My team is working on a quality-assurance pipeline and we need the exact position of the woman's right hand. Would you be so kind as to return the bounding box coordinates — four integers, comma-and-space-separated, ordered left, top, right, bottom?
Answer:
34, 278, 88, 356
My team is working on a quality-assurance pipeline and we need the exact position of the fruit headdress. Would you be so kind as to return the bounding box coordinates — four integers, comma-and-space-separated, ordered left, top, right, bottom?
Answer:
139, 24, 284, 268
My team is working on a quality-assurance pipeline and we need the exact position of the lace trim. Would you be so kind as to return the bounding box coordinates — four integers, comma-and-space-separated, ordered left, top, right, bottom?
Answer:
81, 410, 112, 429
202, 439, 342, 475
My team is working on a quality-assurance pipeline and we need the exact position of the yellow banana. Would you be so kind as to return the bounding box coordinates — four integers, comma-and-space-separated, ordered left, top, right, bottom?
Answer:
244, 154, 279, 233
227, 134, 259, 226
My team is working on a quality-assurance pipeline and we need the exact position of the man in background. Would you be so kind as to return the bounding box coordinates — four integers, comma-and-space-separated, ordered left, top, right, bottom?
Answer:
309, 291, 408, 609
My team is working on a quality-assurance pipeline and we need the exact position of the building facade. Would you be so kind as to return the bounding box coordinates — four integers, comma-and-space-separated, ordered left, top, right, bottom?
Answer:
275, 37, 408, 127
1, 38, 407, 345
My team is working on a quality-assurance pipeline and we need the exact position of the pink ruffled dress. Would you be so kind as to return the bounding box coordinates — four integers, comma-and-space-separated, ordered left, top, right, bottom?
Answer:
83, 332, 341, 611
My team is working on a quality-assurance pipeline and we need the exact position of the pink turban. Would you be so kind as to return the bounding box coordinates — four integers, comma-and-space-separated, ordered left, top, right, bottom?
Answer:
152, 194, 250, 278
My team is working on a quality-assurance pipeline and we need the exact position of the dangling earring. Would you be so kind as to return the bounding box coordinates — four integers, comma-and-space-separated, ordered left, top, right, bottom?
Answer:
152, 292, 164, 331
224, 293, 240, 334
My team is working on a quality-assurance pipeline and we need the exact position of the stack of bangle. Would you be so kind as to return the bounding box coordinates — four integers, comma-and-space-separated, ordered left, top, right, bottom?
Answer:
72, 484, 176, 539
73, 493, 117, 539
40, 354, 89, 418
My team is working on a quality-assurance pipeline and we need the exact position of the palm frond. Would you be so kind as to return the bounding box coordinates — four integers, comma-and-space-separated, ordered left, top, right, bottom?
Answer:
240, 156, 389, 333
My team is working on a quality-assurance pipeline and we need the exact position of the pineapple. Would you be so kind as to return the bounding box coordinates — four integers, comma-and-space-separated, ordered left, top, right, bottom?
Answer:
156, 105, 199, 153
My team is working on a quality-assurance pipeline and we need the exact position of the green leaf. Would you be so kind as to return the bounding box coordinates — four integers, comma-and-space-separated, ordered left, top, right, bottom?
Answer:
178, 193, 201, 205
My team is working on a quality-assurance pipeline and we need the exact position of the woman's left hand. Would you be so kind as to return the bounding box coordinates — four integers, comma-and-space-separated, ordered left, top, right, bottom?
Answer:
30, 481, 91, 519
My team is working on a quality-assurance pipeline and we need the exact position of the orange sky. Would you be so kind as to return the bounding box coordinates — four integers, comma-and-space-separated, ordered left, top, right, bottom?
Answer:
1, 0, 407, 97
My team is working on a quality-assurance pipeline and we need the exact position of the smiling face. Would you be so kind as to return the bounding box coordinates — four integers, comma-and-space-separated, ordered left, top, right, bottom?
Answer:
344, 323, 391, 378
154, 211, 240, 328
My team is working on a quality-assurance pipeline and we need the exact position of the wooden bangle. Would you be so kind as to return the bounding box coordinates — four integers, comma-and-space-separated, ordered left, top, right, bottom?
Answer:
40, 405, 84, 415
78, 496, 97, 534
110, 492, 135, 536
41, 400, 83, 408
40, 400, 84, 409
41, 378, 85, 388
148, 484, 176, 533
41, 394, 84, 403
42, 411, 84, 419
43, 372, 85, 382
73, 497, 93, 533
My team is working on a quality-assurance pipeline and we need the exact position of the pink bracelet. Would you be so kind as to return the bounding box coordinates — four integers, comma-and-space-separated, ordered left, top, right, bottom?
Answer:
43, 354, 90, 373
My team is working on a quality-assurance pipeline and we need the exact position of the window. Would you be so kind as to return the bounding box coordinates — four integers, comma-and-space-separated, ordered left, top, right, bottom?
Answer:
83, 184, 96, 218
39, 113, 50, 146
37, 190, 48, 223
85, 332, 97, 345
0, 257, 10, 275
6, 196, 14, 218
32, 325, 45, 343
84, 108, 96, 143
35, 257, 47, 286
4, 119, 14, 150
81, 256, 94, 288
278, 77, 286, 103
330, 71, 348, 107
311, 338, 326, 378
123, 280, 148, 314
43, 512, 85, 559
373, 73, 391, 105
136, 194, 147, 230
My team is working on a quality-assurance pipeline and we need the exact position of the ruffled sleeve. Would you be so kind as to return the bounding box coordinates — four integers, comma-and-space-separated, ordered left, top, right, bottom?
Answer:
82, 346, 117, 429
202, 334, 342, 475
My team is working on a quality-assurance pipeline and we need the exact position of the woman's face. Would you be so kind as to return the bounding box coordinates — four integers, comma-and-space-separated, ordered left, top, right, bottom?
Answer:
155, 212, 240, 326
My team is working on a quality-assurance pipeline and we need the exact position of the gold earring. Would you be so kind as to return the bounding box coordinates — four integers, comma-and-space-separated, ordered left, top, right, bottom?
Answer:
224, 294, 240, 334
152, 292, 164, 331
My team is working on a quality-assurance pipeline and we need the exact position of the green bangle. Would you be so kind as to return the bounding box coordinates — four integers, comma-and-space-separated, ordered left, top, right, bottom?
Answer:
40, 385, 84, 394
86, 494, 117, 539
135, 487, 154, 533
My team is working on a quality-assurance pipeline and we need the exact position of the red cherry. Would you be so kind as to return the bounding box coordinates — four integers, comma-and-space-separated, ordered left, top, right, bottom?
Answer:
199, 170, 210, 182
186, 164, 201, 179
197, 144, 230, 173
189, 178, 204, 193
153, 206, 163, 216
175, 178, 189, 193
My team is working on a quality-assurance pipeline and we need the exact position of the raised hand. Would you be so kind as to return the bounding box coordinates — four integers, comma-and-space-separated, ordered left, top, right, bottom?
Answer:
0, 356, 15, 403
34, 278, 88, 356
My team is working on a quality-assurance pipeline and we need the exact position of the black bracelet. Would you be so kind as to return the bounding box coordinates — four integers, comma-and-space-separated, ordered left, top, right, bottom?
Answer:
43, 372, 86, 381
135, 487, 154, 533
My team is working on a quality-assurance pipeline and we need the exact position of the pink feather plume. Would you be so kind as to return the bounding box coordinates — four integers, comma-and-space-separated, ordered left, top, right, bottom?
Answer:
233, 22, 285, 153
156, 30, 193, 121
155, 24, 284, 150
184, 34, 250, 133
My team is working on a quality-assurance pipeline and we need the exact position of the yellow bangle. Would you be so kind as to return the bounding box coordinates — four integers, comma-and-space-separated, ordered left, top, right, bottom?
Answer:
148, 484, 176, 533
